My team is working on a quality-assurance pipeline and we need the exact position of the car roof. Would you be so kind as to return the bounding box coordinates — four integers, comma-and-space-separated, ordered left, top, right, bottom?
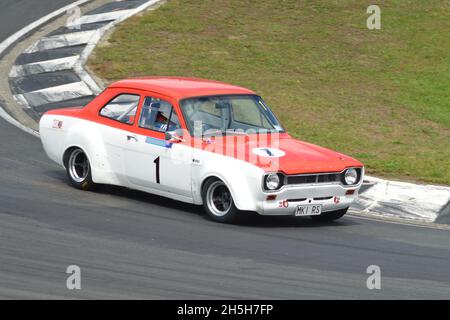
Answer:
109, 76, 256, 100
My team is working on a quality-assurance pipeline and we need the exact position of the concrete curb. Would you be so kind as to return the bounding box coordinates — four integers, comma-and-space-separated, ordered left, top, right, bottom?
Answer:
0, 0, 92, 136
356, 176, 450, 223
1, 0, 449, 224
7, 0, 163, 121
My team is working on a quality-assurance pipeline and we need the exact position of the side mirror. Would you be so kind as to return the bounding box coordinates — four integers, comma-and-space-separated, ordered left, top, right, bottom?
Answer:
165, 131, 185, 143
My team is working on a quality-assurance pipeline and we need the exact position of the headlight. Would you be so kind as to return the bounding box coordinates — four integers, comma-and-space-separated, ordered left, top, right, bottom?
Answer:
344, 168, 358, 185
265, 173, 281, 190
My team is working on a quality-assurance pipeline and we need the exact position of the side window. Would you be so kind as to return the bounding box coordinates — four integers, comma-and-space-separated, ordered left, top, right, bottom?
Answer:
99, 94, 140, 125
139, 97, 181, 132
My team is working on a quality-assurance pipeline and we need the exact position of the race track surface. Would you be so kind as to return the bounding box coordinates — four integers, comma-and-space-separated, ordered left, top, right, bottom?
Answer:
0, 0, 449, 299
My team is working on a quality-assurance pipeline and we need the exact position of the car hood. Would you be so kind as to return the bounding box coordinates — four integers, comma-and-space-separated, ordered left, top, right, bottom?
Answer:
200, 134, 363, 175
268, 136, 363, 174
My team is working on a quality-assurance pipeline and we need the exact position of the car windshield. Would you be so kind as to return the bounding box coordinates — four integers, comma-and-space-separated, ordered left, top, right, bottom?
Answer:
180, 95, 284, 136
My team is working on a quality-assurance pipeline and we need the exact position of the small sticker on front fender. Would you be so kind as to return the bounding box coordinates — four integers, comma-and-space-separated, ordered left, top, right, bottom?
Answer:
278, 200, 289, 208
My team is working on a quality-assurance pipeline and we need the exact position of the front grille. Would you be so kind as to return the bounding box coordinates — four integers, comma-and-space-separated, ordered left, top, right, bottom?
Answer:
287, 173, 341, 185
262, 167, 363, 192
285, 168, 362, 186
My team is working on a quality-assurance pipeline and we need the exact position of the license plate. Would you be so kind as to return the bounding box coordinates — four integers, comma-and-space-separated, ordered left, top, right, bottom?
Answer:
295, 204, 322, 216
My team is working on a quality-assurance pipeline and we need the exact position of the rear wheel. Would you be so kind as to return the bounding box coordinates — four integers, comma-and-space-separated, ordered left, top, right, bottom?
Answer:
66, 148, 94, 190
202, 178, 239, 223
310, 208, 348, 222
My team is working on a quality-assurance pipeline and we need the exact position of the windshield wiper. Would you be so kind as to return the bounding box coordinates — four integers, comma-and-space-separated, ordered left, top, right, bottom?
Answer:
202, 129, 249, 137
202, 129, 223, 137
224, 130, 248, 136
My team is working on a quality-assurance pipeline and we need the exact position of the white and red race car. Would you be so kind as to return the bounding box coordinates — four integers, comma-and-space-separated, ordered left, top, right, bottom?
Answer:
40, 77, 364, 223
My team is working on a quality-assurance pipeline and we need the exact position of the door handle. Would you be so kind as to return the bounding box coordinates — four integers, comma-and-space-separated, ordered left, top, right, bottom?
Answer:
126, 135, 138, 142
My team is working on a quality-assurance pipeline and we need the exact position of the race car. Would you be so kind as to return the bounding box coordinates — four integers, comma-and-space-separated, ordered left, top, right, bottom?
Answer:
39, 77, 364, 223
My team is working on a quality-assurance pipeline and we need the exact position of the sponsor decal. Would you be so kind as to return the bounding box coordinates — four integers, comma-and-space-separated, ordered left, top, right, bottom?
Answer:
278, 200, 289, 208
145, 136, 172, 149
52, 119, 63, 129
252, 147, 285, 158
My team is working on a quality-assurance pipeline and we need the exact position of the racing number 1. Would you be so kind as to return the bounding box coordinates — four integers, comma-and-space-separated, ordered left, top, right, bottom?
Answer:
153, 156, 160, 184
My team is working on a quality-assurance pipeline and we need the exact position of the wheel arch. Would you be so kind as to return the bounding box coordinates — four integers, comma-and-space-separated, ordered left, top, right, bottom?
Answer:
199, 171, 258, 212
201, 174, 235, 201
62, 145, 92, 169
61, 120, 119, 185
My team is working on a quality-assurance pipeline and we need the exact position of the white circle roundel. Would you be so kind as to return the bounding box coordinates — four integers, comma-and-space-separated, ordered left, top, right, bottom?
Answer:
252, 148, 285, 158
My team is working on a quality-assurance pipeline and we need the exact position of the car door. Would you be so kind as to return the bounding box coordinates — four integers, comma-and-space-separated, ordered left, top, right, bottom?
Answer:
123, 95, 192, 198
96, 90, 143, 186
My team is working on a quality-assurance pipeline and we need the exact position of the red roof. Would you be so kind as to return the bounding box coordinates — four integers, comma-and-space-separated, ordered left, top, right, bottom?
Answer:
109, 77, 255, 100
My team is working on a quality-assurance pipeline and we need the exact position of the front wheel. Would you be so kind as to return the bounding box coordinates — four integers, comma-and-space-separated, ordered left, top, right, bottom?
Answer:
66, 148, 95, 190
310, 208, 348, 222
202, 178, 239, 223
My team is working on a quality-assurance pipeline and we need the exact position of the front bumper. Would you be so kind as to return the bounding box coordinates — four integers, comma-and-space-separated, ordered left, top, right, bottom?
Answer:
256, 183, 360, 215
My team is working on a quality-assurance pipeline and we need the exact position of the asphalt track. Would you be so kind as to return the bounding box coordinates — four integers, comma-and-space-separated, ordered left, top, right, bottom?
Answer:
0, 0, 449, 299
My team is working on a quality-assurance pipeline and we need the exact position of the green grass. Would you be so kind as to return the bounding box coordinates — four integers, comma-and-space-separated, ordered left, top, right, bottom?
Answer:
88, 0, 450, 185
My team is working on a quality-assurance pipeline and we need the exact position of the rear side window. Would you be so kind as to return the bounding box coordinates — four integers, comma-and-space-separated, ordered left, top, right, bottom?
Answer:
99, 94, 140, 125
139, 96, 181, 132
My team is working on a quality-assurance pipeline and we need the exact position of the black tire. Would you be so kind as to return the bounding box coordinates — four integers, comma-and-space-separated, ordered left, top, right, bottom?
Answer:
65, 148, 95, 191
202, 178, 239, 223
310, 208, 348, 222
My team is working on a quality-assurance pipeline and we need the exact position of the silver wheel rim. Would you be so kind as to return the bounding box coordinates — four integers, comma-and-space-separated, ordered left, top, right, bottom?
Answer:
206, 181, 232, 217
68, 149, 90, 183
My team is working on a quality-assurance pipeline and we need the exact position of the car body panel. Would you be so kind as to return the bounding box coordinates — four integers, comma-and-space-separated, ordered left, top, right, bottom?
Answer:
40, 77, 364, 216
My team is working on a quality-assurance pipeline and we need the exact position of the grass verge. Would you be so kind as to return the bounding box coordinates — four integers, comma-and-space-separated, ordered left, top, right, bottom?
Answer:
88, 0, 450, 184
